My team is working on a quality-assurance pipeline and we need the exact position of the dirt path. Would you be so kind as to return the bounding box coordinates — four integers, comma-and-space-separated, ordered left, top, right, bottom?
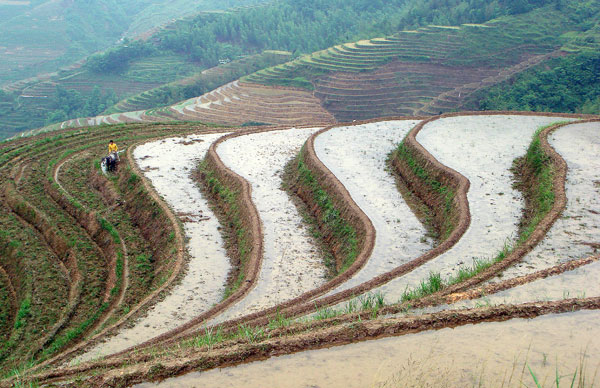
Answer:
371, 115, 576, 302
205, 127, 328, 325
312, 120, 432, 297
76, 133, 230, 362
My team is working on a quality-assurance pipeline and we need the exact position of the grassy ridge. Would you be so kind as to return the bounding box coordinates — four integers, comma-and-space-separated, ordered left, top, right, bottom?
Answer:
285, 147, 358, 276
0, 122, 208, 373
391, 140, 457, 241
196, 159, 252, 299
400, 123, 564, 301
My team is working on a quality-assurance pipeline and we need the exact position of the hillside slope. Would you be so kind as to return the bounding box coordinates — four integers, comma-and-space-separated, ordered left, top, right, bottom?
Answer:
244, 4, 599, 120
1, 0, 569, 139
21, 2, 597, 136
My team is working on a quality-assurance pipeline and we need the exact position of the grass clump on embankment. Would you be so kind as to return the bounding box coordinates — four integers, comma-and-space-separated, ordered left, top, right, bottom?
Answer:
389, 138, 459, 242
400, 122, 566, 301
195, 159, 253, 299
284, 146, 359, 277
117, 165, 178, 291
449, 122, 564, 282
512, 123, 565, 243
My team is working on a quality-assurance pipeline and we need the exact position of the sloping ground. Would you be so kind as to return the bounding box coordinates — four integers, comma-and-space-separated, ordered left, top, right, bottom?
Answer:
48, 81, 335, 134
312, 120, 433, 296
203, 127, 328, 325
109, 51, 292, 114
16, 7, 587, 138
169, 81, 336, 126
449, 121, 600, 308
2, 114, 600, 387
370, 115, 577, 302
243, 7, 585, 122
313, 51, 559, 121
75, 133, 232, 362
0, 122, 225, 374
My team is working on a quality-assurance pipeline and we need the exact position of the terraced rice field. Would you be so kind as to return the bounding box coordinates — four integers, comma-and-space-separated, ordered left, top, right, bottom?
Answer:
1, 112, 599, 387
17, 81, 333, 138
19, 11, 574, 139
243, 18, 563, 121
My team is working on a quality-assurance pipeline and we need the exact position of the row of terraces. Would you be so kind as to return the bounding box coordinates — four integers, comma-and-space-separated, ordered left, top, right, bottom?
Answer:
47, 81, 335, 135
243, 14, 567, 121
2, 114, 598, 387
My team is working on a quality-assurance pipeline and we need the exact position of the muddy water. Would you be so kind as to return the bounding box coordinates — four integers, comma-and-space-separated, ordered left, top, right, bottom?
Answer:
139, 310, 600, 388
204, 127, 328, 325
452, 121, 600, 308
370, 115, 575, 302
313, 121, 433, 296
494, 121, 600, 280
75, 133, 231, 362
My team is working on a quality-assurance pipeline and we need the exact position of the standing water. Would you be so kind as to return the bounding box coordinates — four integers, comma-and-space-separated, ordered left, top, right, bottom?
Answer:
205, 127, 328, 325
75, 133, 231, 362
138, 310, 600, 388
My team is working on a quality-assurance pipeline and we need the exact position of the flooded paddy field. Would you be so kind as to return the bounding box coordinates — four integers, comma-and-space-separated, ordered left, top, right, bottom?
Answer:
205, 127, 328, 325
449, 121, 600, 308
371, 115, 575, 303
493, 121, 600, 280
139, 310, 600, 388
313, 120, 432, 296
77, 133, 231, 361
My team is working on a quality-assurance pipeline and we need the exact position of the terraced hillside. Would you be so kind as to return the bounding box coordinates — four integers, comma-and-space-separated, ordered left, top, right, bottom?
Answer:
2, 52, 293, 139
1, 111, 599, 387
21, 2, 599, 139
244, 8, 574, 121
108, 51, 292, 114
41, 81, 336, 135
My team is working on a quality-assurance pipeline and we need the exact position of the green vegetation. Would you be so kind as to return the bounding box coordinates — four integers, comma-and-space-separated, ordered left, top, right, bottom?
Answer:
284, 148, 359, 275
512, 123, 568, 243
400, 123, 563, 301
0, 0, 267, 85
0, 279, 11, 339
12, 299, 30, 331
152, 0, 558, 67
401, 272, 443, 302
40, 303, 109, 360
0, 119, 202, 373
527, 349, 598, 388
44, 86, 118, 126
107, 51, 290, 113
474, 52, 600, 114
197, 159, 252, 299
181, 291, 387, 352
4, 0, 600, 138
393, 140, 456, 240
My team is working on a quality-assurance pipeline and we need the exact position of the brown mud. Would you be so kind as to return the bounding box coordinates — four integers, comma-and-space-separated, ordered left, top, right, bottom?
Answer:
32, 297, 600, 387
